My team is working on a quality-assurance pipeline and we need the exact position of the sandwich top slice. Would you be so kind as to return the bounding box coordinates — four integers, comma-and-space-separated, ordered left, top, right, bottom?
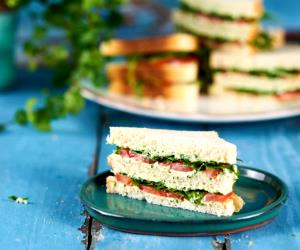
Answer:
180, 0, 263, 20
100, 33, 199, 57
107, 127, 237, 164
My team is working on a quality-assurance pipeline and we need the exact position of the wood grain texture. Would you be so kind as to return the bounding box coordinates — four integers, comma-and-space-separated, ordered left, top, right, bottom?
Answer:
95, 111, 300, 250
0, 70, 100, 250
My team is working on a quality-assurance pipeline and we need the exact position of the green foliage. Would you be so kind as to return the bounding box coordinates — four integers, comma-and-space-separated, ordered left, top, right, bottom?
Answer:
2, 0, 126, 132
4, 0, 29, 8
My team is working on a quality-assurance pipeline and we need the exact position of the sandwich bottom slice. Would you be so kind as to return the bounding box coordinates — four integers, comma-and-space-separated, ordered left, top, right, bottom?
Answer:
106, 175, 244, 217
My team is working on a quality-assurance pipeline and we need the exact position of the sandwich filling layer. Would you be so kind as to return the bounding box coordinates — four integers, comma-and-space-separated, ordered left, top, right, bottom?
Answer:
180, 0, 263, 20
108, 150, 237, 194
214, 71, 300, 95
106, 175, 244, 216
173, 10, 258, 43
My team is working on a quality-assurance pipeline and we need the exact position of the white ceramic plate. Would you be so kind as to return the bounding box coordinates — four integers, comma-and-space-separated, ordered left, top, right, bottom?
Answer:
81, 86, 300, 123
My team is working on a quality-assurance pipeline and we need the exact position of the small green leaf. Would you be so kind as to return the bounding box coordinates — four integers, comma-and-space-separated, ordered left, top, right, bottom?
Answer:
8, 196, 29, 204
25, 98, 37, 111
14, 110, 28, 125
0, 123, 6, 132
8, 195, 18, 201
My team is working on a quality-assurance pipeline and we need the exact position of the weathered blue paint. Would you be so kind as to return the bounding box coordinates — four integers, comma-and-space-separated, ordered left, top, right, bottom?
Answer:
1, 71, 300, 250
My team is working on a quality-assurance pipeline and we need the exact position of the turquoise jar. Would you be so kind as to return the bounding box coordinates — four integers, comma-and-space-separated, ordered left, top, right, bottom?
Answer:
0, 11, 16, 90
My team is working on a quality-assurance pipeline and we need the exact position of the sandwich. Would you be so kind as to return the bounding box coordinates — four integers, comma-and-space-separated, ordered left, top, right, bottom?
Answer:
106, 127, 244, 217
210, 45, 300, 101
172, 0, 262, 44
100, 33, 201, 102
172, 0, 282, 52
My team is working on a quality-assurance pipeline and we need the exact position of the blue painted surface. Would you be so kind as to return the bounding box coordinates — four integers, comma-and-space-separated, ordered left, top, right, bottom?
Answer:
0, 12, 16, 89
1, 71, 300, 250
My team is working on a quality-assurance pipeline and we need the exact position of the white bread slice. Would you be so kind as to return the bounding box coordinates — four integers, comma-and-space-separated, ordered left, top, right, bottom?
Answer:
108, 153, 237, 195
173, 10, 259, 43
209, 28, 285, 54
106, 176, 244, 216
108, 81, 199, 101
181, 0, 263, 19
211, 45, 300, 71
107, 127, 237, 164
214, 72, 300, 94
106, 58, 199, 85
100, 33, 199, 56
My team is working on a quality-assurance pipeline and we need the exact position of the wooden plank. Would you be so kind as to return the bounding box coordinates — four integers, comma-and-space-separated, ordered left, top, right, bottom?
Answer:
93, 111, 300, 250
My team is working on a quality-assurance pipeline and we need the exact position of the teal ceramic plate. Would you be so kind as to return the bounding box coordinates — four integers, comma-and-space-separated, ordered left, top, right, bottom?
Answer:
80, 167, 288, 236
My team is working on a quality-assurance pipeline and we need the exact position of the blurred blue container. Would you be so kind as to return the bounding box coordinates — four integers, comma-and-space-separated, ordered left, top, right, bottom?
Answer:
0, 11, 16, 90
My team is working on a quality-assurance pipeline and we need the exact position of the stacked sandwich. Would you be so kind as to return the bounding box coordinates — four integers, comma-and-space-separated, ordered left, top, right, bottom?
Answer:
106, 127, 244, 217
100, 33, 200, 102
173, 0, 264, 46
210, 45, 300, 101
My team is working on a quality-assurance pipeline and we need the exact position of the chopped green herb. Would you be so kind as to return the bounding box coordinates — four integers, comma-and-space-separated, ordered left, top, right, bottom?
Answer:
8, 195, 29, 204
129, 176, 206, 204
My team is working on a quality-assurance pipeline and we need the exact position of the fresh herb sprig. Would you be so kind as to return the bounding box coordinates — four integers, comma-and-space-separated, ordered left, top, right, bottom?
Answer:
2, 0, 126, 132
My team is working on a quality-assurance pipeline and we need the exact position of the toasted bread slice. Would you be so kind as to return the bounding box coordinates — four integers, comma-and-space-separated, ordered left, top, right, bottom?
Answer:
173, 10, 259, 43
100, 33, 199, 56
109, 80, 199, 101
106, 57, 199, 85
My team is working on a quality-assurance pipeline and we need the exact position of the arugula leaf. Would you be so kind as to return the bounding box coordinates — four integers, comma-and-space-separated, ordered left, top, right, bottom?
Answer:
129, 176, 206, 204
115, 147, 238, 175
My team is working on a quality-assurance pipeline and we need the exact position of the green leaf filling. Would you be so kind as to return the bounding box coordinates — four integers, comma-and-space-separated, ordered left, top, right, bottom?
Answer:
129, 176, 206, 205
115, 147, 238, 176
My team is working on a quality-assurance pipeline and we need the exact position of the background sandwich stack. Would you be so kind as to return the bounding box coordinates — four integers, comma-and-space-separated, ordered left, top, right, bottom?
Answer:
210, 45, 300, 101
100, 33, 200, 104
106, 127, 244, 217
172, 0, 300, 102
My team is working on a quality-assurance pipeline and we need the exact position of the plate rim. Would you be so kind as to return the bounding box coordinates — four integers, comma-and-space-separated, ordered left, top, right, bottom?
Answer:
81, 87, 300, 123
80, 166, 288, 224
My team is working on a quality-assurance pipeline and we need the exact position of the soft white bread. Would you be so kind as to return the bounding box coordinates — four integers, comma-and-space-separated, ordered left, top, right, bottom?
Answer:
181, 0, 263, 19
106, 176, 244, 216
209, 28, 285, 53
214, 72, 300, 94
100, 33, 199, 56
211, 45, 300, 71
108, 153, 237, 194
106, 127, 237, 164
173, 10, 259, 43
108, 81, 200, 101
106, 58, 199, 85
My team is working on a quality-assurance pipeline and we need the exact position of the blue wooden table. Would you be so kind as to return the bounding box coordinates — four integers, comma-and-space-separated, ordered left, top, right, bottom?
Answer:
1, 69, 300, 250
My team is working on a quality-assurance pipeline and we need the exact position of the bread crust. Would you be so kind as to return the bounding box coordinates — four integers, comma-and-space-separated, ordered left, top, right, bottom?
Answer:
106, 58, 199, 85
100, 33, 199, 56
108, 81, 199, 101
